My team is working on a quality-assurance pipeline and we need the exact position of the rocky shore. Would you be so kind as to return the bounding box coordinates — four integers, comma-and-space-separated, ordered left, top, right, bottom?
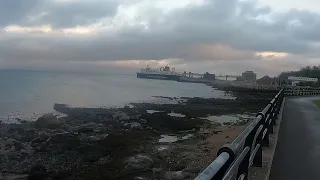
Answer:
0, 91, 276, 180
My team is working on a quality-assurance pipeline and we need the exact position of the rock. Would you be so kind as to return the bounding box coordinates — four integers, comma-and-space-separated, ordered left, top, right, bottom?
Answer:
20, 144, 33, 155
5, 151, 26, 161
77, 126, 94, 134
134, 177, 148, 180
28, 164, 48, 180
131, 114, 142, 120
50, 132, 70, 140
16, 118, 28, 124
93, 129, 101, 133
0, 174, 28, 180
31, 134, 50, 145
182, 167, 202, 174
125, 154, 154, 171
124, 122, 142, 129
36, 132, 80, 152
87, 136, 100, 142
35, 114, 62, 129
80, 134, 106, 142
112, 111, 130, 121
4, 138, 18, 146
14, 142, 24, 151
97, 156, 111, 165
50, 132, 78, 146
97, 134, 109, 140
164, 171, 193, 180
152, 167, 163, 173
213, 131, 220, 134
75, 122, 101, 133
19, 129, 38, 142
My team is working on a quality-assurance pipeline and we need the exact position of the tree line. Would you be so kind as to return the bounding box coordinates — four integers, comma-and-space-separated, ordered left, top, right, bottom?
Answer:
279, 65, 320, 86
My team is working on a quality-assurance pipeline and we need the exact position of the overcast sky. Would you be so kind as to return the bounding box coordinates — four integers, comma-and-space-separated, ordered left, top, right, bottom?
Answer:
1, 0, 320, 77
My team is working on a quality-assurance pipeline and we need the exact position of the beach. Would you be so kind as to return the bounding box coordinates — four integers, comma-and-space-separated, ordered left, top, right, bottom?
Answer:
0, 70, 278, 180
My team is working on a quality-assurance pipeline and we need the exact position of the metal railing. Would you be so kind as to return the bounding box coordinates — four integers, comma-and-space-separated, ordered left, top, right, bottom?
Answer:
285, 87, 320, 96
195, 89, 284, 180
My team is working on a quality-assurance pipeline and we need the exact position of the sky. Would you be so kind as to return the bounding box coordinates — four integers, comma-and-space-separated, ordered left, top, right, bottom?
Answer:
1, 0, 320, 77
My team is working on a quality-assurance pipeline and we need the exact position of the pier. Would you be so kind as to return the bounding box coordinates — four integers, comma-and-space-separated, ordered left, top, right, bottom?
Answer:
183, 72, 239, 81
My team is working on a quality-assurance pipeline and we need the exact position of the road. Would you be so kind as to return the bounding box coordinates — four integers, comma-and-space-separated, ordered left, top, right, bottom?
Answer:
269, 97, 320, 180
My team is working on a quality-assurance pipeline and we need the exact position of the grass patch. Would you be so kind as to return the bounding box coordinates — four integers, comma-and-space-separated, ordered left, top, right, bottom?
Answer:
314, 100, 320, 108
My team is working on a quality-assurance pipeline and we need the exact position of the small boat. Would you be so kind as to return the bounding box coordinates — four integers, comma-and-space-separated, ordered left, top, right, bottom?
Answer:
136, 65, 182, 81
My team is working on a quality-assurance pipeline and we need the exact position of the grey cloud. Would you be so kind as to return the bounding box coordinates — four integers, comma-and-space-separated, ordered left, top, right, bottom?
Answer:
0, 0, 118, 28
1, 0, 320, 74
239, 1, 271, 17
164, 0, 312, 54
0, 0, 42, 26
286, 10, 320, 42
28, 0, 118, 28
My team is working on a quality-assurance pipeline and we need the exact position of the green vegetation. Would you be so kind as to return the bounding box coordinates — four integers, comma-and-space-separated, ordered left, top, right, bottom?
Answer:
314, 100, 320, 108
279, 65, 320, 87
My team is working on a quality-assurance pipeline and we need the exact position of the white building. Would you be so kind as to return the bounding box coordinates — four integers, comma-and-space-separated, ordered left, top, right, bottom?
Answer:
288, 76, 318, 86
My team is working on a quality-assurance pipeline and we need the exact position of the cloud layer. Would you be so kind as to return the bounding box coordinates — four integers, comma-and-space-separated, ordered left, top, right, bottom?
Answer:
1, 0, 320, 77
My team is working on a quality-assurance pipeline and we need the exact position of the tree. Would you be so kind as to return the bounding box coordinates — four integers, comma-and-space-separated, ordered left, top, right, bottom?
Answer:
278, 65, 320, 87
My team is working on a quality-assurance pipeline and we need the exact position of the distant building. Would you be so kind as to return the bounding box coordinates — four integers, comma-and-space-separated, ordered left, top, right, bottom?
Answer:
203, 72, 215, 80
242, 71, 257, 82
287, 76, 318, 86
257, 75, 279, 85
236, 76, 245, 81
288, 76, 318, 82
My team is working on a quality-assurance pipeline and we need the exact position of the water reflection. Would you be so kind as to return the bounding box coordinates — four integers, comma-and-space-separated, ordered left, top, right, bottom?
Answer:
0, 70, 230, 122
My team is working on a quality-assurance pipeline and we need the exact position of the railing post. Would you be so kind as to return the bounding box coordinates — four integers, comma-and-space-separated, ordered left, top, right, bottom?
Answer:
252, 146, 262, 167
268, 102, 276, 134
275, 91, 283, 115
270, 109, 276, 127
236, 127, 257, 180
253, 125, 264, 167
261, 118, 270, 147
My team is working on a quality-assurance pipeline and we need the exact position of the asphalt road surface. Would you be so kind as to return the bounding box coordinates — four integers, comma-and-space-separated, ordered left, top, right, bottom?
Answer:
269, 97, 320, 180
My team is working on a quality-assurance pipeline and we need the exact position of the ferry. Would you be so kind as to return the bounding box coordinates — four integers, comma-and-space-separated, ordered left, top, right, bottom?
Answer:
136, 65, 182, 81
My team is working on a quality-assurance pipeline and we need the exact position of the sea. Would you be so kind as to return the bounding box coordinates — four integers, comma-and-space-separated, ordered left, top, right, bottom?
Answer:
0, 69, 229, 123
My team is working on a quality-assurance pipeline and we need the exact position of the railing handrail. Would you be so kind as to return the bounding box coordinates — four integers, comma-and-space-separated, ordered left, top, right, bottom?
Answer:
195, 88, 320, 180
285, 88, 320, 96
195, 89, 286, 180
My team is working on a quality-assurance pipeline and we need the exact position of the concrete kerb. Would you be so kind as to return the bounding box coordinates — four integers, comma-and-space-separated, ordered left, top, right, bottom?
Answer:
264, 97, 286, 180
247, 97, 286, 180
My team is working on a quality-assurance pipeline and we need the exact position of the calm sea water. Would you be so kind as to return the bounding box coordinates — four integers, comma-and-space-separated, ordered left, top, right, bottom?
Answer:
0, 69, 227, 123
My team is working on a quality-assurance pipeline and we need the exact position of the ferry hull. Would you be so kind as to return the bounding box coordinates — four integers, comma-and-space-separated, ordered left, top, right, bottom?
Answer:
137, 73, 181, 81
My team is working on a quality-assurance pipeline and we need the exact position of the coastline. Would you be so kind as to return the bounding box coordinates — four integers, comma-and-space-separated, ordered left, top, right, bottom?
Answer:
0, 89, 277, 180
